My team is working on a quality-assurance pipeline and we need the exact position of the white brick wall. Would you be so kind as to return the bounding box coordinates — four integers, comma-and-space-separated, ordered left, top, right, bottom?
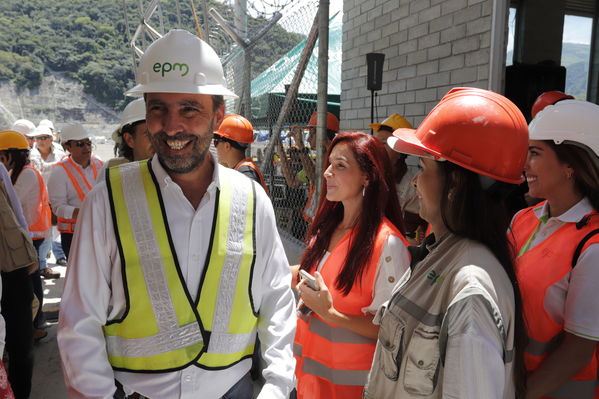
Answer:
341, 0, 497, 131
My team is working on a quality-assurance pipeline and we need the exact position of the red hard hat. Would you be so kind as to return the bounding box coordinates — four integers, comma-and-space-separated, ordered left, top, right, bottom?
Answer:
215, 114, 254, 144
307, 112, 339, 132
531, 91, 574, 119
388, 87, 528, 184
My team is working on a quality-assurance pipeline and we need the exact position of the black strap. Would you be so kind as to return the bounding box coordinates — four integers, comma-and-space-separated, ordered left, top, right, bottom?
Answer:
571, 228, 599, 268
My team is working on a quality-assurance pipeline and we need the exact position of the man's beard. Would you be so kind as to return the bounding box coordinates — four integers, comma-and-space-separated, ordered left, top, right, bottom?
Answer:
148, 117, 214, 174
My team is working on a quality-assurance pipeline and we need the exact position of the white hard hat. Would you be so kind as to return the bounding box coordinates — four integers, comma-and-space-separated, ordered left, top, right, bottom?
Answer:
29, 125, 53, 137
529, 99, 599, 160
60, 123, 94, 142
126, 29, 237, 98
38, 119, 55, 131
11, 119, 36, 136
112, 98, 146, 143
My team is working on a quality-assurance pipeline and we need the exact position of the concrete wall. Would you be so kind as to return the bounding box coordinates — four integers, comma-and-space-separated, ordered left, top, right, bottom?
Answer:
341, 0, 496, 130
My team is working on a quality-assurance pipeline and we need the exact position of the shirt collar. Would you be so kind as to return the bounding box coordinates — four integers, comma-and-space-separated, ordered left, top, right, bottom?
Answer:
533, 197, 594, 224
150, 153, 221, 192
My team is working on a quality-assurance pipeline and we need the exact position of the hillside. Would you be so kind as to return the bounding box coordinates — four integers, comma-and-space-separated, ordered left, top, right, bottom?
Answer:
0, 0, 304, 110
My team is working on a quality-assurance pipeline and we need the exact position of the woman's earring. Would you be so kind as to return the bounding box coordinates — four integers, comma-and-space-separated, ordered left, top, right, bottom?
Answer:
567, 171, 573, 179
362, 186, 366, 197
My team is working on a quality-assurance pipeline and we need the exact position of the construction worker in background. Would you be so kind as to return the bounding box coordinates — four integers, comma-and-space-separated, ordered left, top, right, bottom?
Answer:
57, 29, 296, 399
30, 120, 69, 270
510, 99, 599, 399
48, 123, 103, 259
104, 97, 153, 170
213, 113, 268, 193
530, 90, 574, 119
370, 113, 427, 243
28, 123, 66, 278
10, 120, 36, 148
365, 88, 528, 398
277, 111, 339, 226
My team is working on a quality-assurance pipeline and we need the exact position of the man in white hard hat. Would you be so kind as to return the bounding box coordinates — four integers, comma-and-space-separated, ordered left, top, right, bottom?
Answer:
57, 30, 296, 399
11, 119, 36, 148
48, 123, 103, 259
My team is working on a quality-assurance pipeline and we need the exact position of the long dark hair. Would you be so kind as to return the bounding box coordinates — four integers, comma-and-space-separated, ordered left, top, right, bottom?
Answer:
548, 141, 599, 211
300, 132, 404, 295
438, 161, 527, 397
2, 149, 30, 185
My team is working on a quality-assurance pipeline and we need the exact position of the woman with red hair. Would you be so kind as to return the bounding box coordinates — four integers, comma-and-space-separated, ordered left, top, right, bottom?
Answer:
293, 132, 410, 398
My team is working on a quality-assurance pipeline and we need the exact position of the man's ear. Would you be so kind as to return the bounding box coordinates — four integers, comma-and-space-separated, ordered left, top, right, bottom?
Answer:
214, 103, 225, 128
122, 132, 135, 149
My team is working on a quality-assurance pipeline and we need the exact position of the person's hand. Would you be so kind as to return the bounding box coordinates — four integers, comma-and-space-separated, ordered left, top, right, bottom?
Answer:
275, 140, 285, 158
296, 272, 334, 321
291, 127, 304, 149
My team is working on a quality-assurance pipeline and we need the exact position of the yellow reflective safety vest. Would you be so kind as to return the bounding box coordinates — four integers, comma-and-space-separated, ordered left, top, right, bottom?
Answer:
103, 160, 258, 372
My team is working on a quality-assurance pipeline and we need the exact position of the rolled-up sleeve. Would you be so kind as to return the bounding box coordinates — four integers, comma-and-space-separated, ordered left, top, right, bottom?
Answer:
57, 183, 120, 399
252, 184, 297, 399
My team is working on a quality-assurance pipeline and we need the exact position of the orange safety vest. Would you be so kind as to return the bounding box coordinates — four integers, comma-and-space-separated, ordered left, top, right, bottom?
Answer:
511, 202, 599, 399
23, 166, 51, 240
56, 156, 103, 233
234, 158, 269, 194
294, 218, 408, 399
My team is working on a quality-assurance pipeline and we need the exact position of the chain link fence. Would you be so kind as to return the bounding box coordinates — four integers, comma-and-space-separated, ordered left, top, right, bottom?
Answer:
220, 1, 342, 249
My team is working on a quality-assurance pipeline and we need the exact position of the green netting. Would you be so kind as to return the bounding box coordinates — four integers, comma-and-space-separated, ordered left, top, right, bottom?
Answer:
250, 11, 342, 99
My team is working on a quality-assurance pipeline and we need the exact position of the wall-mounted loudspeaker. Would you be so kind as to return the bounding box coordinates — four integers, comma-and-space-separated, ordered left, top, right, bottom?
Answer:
366, 53, 385, 91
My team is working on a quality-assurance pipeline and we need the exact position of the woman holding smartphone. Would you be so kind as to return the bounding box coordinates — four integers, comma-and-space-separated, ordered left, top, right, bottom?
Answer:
365, 88, 528, 398
293, 131, 411, 398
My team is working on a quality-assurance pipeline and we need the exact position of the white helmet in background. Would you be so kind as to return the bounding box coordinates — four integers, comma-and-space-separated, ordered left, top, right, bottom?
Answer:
38, 119, 55, 132
126, 29, 237, 98
60, 123, 94, 143
112, 98, 146, 143
11, 119, 36, 136
529, 99, 599, 162
29, 125, 53, 137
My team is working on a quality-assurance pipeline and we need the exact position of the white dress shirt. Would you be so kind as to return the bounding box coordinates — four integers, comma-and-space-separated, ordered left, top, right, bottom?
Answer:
47, 156, 100, 220
30, 142, 66, 183
57, 155, 296, 399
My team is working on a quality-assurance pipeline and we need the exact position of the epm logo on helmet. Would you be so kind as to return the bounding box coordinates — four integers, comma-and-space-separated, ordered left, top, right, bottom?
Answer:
153, 62, 189, 77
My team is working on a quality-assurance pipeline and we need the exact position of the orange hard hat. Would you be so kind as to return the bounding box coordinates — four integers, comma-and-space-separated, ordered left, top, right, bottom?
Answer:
387, 87, 528, 184
215, 114, 254, 144
531, 91, 574, 119
307, 112, 339, 132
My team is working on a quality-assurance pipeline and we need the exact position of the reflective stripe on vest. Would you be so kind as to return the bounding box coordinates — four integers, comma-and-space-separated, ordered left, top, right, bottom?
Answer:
56, 157, 103, 233
235, 158, 269, 195
511, 204, 599, 399
23, 166, 51, 239
294, 219, 407, 395
103, 161, 258, 372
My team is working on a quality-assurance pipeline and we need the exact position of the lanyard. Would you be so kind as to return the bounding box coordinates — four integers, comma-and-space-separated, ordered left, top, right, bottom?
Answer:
517, 213, 550, 258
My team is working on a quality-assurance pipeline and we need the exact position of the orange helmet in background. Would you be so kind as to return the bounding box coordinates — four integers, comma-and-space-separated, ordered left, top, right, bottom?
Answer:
215, 114, 254, 144
307, 112, 339, 133
388, 87, 528, 184
531, 91, 574, 119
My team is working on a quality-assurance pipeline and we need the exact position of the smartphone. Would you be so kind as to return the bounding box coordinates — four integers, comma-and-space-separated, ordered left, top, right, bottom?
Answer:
299, 270, 320, 291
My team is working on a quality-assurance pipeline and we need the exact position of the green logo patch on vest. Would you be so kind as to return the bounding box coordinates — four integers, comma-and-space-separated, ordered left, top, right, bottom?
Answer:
427, 270, 445, 286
